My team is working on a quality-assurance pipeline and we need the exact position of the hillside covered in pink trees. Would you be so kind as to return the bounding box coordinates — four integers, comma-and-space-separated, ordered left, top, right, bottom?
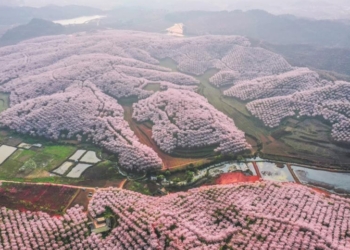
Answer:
1, 30, 349, 170
0, 83, 162, 171
0, 30, 268, 171
223, 68, 330, 101
245, 81, 350, 143
1, 182, 350, 249
133, 89, 251, 154
222, 66, 350, 143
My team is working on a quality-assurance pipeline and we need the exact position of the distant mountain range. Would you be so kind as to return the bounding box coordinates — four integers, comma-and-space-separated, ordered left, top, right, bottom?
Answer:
14, 0, 348, 20
164, 10, 350, 76
166, 10, 350, 48
1, 6, 350, 77
262, 43, 350, 78
0, 19, 64, 46
0, 5, 102, 25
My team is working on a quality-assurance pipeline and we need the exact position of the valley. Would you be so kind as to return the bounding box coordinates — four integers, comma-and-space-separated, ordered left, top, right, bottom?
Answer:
0, 25, 349, 249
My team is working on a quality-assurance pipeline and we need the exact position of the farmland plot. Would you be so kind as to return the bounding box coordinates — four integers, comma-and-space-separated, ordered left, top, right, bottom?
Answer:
80, 151, 101, 164
0, 145, 76, 179
53, 161, 74, 175
257, 162, 295, 182
69, 149, 86, 161
66, 163, 92, 178
0, 183, 77, 215
0, 145, 17, 165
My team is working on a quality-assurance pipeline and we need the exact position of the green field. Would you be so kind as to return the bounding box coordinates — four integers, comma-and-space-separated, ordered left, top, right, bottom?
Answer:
124, 180, 152, 195
197, 69, 270, 139
0, 145, 76, 179
159, 58, 179, 71
171, 145, 217, 158
143, 83, 161, 92
0, 93, 9, 113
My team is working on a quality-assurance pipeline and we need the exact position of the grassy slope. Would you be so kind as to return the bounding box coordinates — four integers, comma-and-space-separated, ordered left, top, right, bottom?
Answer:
143, 83, 161, 92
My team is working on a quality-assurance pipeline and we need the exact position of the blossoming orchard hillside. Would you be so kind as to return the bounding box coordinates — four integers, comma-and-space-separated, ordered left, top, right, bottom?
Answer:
0, 83, 162, 171
0, 10, 350, 250
0, 29, 349, 170
0, 30, 281, 170
223, 68, 329, 101
1, 182, 350, 249
133, 89, 250, 154
245, 81, 350, 143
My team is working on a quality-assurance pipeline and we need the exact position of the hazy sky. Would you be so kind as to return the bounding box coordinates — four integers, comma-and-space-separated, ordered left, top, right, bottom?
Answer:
1, 0, 350, 19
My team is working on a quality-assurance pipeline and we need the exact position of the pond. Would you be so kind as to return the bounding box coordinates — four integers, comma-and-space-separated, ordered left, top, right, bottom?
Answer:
53, 15, 106, 25
291, 166, 350, 193
257, 162, 295, 182
208, 162, 250, 177
162, 156, 350, 194
174, 161, 257, 186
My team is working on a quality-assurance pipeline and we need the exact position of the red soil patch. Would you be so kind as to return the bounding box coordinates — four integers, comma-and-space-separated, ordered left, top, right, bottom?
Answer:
123, 106, 208, 169
267, 136, 276, 142
0, 183, 78, 215
310, 186, 331, 197
215, 172, 260, 185
75, 179, 125, 188
245, 135, 258, 154
259, 135, 271, 144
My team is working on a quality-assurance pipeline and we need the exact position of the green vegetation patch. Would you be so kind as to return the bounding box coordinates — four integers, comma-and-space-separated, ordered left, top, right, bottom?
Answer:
42, 145, 76, 159
82, 161, 123, 180
171, 145, 217, 158
0, 93, 9, 113
159, 58, 179, 72
0, 149, 36, 178
143, 83, 161, 92
197, 70, 269, 139
124, 181, 151, 195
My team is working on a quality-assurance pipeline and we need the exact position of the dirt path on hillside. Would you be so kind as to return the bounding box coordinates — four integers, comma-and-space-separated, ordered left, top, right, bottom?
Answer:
122, 106, 208, 170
